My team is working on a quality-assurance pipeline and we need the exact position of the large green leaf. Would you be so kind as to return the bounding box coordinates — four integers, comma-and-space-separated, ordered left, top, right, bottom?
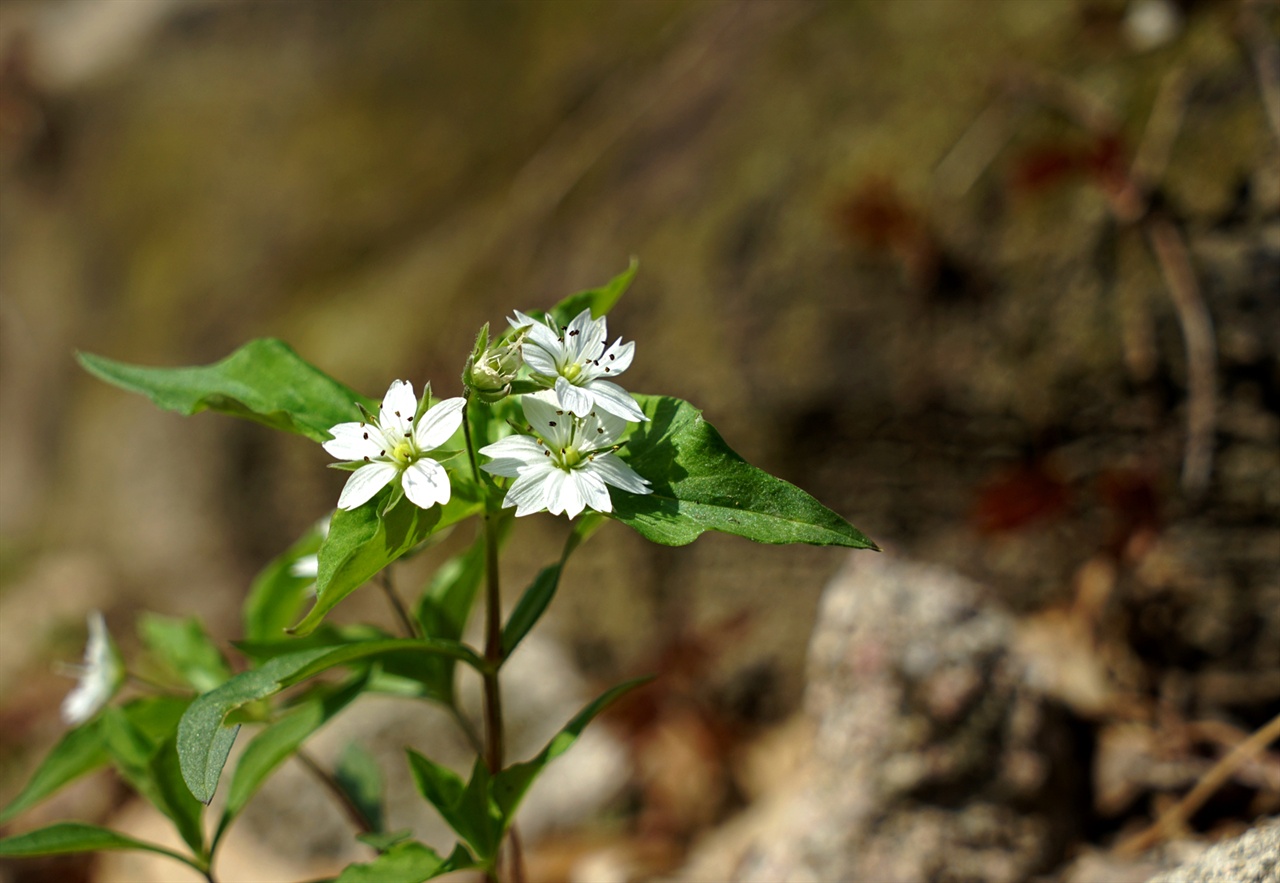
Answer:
501, 514, 601, 658
291, 488, 483, 638
612, 395, 878, 548
0, 822, 201, 870
0, 721, 109, 824
492, 678, 650, 824
178, 641, 485, 804
217, 677, 366, 841
77, 338, 372, 442
138, 613, 233, 693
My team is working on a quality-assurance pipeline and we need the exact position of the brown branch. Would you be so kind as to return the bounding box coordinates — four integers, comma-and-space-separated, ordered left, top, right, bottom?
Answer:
1115, 712, 1280, 856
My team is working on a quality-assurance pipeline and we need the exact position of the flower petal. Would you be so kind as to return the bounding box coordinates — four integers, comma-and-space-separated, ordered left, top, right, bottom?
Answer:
566, 309, 605, 362
323, 422, 385, 462
573, 467, 613, 513
378, 380, 417, 439
480, 435, 546, 477
596, 338, 634, 375
503, 465, 557, 517
581, 406, 630, 450
584, 379, 646, 423
521, 342, 560, 376
554, 377, 595, 418
587, 453, 652, 495
414, 397, 465, 451
543, 469, 586, 518
336, 462, 398, 510
403, 458, 452, 509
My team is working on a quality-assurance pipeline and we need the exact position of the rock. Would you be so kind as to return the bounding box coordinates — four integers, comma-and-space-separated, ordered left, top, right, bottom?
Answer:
1148, 819, 1280, 883
679, 552, 1075, 883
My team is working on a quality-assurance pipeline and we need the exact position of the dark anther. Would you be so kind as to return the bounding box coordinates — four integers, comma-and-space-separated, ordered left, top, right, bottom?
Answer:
597, 427, 604, 434
362, 432, 369, 439
569, 330, 579, 337
604, 367, 611, 372
549, 421, 557, 427
363, 456, 371, 462
609, 354, 615, 360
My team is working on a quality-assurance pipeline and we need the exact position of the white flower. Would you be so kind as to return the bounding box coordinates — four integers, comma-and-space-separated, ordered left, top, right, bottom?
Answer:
60, 611, 124, 726
323, 381, 464, 511
479, 389, 652, 519
508, 309, 647, 423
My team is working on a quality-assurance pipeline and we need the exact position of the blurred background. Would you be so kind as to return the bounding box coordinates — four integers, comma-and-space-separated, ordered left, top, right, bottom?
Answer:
0, 0, 1277, 880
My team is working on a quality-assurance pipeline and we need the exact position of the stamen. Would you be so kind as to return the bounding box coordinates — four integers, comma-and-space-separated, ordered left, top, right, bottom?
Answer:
362, 432, 369, 439
363, 456, 371, 462
549, 421, 557, 427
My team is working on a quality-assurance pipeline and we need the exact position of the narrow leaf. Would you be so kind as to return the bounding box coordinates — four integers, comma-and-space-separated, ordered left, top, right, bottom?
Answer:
335, 840, 476, 883
0, 721, 109, 824
138, 614, 233, 693
219, 677, 366, 835
179, 641, 485, 804
243, 519, 327, 641
501, 514, 601, 657
612, 395, 878, 549
405, 754, 498, 861
77, 339, 373, 443
334, 742, 385, 835
548, 259, 638, 325
292, 488, 483, 637
492, 678, 650, 825
0, 822, 198, 868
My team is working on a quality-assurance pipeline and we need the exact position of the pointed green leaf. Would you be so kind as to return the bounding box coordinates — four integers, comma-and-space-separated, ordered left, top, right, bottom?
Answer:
291, 487, 483, 637
405, 754, 499, 861
501, 514, 601, 658
138, 614, 233, 693
612, 395, 878, 549
101, 708, 205, 857
334, 840, 477, 883
548, 259, 638, 325
492, 678, 650, 825
243, 519, 328, 641
0, 721, 109, 824
0, 822, 200, 869
218, 677, 366, 838
78, 339, 373, 443
179, 641, 485, 804
334, 742, 385, 835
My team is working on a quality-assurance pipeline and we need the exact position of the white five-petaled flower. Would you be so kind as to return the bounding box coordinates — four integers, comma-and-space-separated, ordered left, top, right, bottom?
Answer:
508, 309, 647, 423
479, 389, 652, 519
323, 381, 464, 511
60, 611, 125, 726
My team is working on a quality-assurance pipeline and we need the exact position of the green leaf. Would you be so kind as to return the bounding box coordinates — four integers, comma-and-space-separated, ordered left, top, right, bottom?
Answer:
179, 641, 485, 804
492, 678, 650, 825
405, 754, 499, 861
218, 677, 366, 839
138, 614, 233, 694
334, 840, 476, 883
243, 519, 328, 641
78, 339, 373, 443
101, 708, 205, 857
548, 259, 638, 326
334, 742, 385, 835
291, 488, 483, 637
612, 395, 878, 549
0, 822, 199, 869
501, 514, 601, 658
0, 721, 109, 824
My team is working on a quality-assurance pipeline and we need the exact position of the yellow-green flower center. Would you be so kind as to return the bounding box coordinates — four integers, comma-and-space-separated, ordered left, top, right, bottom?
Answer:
390, 440, 415, 466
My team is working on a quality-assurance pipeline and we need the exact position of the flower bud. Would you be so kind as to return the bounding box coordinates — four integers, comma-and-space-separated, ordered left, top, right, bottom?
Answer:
464, 324, 524, 403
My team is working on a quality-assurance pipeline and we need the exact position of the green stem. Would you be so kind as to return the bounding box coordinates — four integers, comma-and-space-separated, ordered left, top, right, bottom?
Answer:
462, 396, 517, 883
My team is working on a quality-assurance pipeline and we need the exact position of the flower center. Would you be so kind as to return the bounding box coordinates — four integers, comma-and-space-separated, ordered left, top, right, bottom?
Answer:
390, 440, 416, 466
561, 362, 583, 383
560, 446, 586, 469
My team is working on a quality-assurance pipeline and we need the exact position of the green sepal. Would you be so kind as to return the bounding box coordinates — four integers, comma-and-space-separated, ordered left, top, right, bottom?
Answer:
77, 339, 373, 443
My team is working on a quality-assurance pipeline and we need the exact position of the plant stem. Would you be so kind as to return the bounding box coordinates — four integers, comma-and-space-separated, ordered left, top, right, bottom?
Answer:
296, 748, 376, 836
462, 396, 520, 883
379, 570, 420, 638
